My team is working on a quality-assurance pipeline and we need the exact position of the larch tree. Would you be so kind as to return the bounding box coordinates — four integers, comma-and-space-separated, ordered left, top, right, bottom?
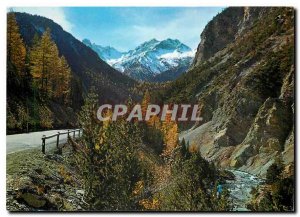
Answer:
141, 90, 151, 118
30, 28, 71, 100
7, 12, 26, 76
161, 113, 179, 157
30, 28, 56, 93
53, 56, 71, 104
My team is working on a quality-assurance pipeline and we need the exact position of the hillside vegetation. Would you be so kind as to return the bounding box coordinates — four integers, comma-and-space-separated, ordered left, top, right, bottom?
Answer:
154, 7, 294, 178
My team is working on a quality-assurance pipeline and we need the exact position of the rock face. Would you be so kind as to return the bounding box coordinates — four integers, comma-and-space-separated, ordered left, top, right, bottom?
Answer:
193, 7, 273, 67
169, 7, 294, 177
192, 7, 244, 66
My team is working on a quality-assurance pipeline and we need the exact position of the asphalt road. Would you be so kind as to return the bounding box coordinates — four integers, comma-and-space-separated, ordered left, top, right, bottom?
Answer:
6, 129, 80, 154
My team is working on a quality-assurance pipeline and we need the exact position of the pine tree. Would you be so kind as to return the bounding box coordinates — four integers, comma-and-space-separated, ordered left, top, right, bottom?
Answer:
179, 138, 191, 159
77, 90, 152, 210
159, 145, 231, 211
78, 88, 101, 153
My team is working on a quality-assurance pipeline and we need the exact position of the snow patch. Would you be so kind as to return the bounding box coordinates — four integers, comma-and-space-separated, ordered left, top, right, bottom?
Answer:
160, 50, 196, 59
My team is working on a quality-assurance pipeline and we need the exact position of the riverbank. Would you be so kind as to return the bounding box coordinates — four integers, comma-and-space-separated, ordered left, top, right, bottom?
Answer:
225, 170, 264, 211
7, 144, 265, 211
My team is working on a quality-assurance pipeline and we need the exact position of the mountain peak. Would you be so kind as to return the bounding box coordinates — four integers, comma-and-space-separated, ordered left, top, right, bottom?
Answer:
82, 38, 92, 47
82, 39, 124, 61
156, 39, 191, 53
165, 38, 180, 43
83, 38, 194, 82
137, 38, 159, 49
112, 38, 194, 81
148, 38, 159, 43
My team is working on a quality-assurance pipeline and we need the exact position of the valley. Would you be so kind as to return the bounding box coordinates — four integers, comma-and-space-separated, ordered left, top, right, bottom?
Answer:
6, 6, 295, 212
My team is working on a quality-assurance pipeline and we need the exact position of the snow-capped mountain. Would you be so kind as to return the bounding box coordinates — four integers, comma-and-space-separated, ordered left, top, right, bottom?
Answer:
82, 39, 124, 62
83, 38, 195, 82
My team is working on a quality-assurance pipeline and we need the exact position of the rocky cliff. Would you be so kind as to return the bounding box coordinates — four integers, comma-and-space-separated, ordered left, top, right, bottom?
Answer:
163, 7, 294, 177
193, 7, 275, 66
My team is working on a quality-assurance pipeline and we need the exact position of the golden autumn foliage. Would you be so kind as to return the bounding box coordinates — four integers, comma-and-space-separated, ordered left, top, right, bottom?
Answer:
147, 115, 161, 129
7, 12, 26, 76
141, 91, 179, 157
30, 28, 56, 81
78, 91, 151, 210
163, 123, 178, 156
189, 142, 199, 153
38, 106, 53, 128
7, 13, 74, 132
52, 56, 71, 103
97, 109, 113, 149
161, 113, 179, 157
133, 180, 144, 196
141, 90, 151, 118
139, 198, 160, 210
29, 28, 71, 101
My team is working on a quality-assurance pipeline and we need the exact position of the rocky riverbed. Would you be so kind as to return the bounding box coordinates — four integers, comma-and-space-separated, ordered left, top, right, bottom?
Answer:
225, 170, 264, 211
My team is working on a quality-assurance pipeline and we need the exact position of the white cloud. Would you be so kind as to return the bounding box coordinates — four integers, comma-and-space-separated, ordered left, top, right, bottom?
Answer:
12, 7, 74, 32
111, 8, 222, 50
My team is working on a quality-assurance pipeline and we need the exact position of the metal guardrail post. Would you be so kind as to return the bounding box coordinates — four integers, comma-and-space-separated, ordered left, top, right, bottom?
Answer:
42, 135, 46, 154
73, 130, 75, 138
56, 132, 60, 148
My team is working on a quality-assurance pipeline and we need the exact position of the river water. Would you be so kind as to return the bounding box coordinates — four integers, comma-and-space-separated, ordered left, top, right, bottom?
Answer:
224, 170, 264, 211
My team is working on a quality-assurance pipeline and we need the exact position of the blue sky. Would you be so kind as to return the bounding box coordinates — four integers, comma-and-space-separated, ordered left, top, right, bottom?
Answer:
12, 7, 225, 51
